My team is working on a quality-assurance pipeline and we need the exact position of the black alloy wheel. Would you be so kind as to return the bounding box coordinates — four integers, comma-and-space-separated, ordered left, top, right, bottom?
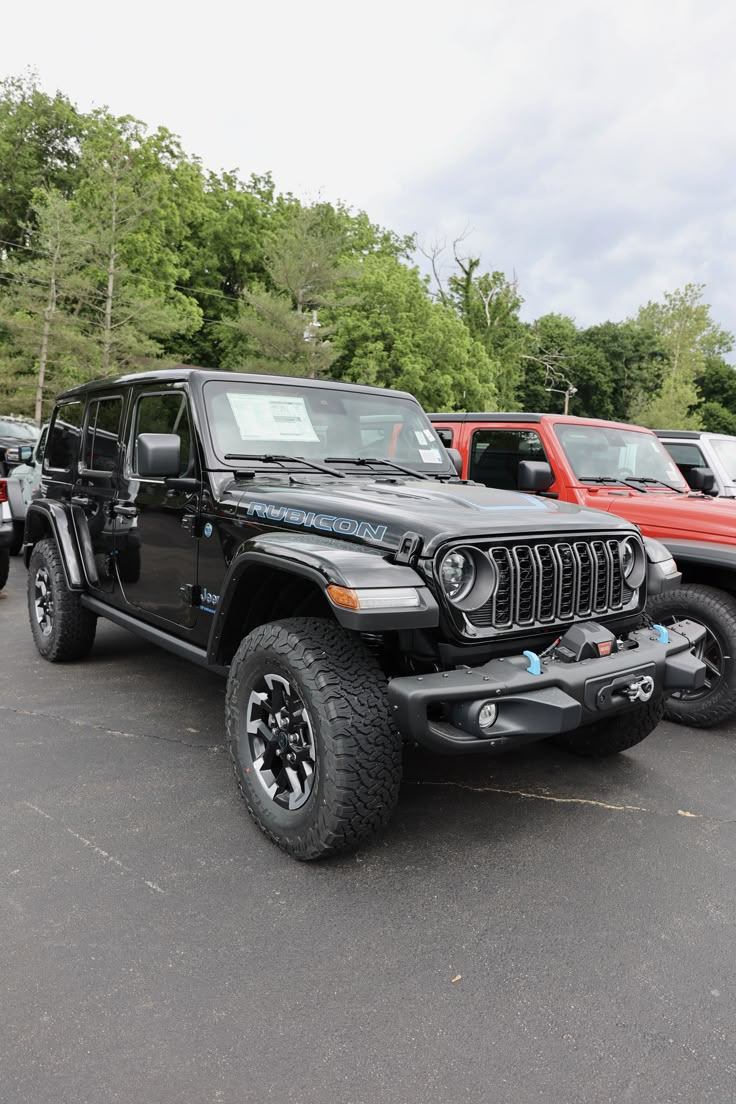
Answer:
246, 672, 316, 811
33, 564, 55, 637
661, 616, 724, 702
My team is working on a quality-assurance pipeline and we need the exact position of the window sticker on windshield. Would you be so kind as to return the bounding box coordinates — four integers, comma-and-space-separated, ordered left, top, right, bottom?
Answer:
666, 464, 679, 480
415, 429, 434, 445
419, 448, 442, 464
227, 394, 319, 442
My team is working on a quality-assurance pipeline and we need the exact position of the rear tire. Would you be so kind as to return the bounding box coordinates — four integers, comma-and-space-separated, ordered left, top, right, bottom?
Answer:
27, 538, 97, 662
0, 548, 8, 591
550, 700, 664, 758
647, 585, 736, 728
226, 617, 402, 860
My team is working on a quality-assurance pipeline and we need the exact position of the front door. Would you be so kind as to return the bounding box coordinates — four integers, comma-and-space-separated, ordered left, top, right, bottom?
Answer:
115, 386, 200, 629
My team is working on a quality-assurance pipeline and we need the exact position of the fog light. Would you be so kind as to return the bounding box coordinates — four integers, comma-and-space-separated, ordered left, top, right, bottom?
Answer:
478, 702, 498, 730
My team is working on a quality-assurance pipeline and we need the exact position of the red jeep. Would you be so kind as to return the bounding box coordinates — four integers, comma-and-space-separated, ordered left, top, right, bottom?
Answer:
430, 412, 736, 728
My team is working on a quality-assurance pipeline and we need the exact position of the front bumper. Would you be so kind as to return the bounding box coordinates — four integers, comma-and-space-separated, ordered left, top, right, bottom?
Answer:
388, 621, 707, 755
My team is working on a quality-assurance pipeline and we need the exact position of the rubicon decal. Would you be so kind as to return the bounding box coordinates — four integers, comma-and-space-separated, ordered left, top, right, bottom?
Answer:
247, 501, 388, 542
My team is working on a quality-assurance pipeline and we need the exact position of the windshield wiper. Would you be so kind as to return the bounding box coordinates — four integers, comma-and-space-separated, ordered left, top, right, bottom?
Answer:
324, 456, 432, 480
579, 476, 636, 488
223, 453, 346, 478
625, 476, 684, 494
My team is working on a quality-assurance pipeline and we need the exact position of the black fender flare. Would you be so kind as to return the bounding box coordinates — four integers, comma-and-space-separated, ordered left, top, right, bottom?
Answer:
206, 532, 439, 664
25, 500, 99, 590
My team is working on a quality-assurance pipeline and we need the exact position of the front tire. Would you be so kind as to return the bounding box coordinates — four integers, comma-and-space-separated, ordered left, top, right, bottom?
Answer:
550, 700, 664, 758
226, 617, 402, 860
27, 538, 97, 661
647, 584, 736, 728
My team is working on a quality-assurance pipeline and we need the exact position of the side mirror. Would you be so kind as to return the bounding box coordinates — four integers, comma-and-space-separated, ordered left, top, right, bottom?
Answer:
686, 466, 715, 493
136, 433, 181, 478
446, 447, 463, 476
4, 444, 33, 464
518, 460, 554, 492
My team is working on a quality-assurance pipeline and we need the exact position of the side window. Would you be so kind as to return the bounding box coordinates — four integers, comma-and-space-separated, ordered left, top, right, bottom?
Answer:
82, 396, 123, 473
434, 427, 454, 448
470, 429, 548, 490
36, 425, 48, 466
45, 401, 84, 472
132, 392, 193, 477
665, 442, 706, 468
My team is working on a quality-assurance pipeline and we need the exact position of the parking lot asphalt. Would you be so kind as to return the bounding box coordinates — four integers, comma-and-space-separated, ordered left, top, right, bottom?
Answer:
1, 557, 736, 1104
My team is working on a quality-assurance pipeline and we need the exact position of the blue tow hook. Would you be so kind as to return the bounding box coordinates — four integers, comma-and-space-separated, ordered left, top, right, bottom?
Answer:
653, 623, 670, 644
523, 650, 542, 675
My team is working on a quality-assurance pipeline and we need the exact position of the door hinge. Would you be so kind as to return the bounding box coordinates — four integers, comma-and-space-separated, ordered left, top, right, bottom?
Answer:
179, 583, 201, 606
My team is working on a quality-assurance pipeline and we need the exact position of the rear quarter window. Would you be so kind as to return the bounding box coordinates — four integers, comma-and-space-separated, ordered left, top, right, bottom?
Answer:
45, 401, 85, 474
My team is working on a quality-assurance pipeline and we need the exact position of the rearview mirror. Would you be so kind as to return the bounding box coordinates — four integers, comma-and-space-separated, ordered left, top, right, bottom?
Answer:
446, 447, 463, 476
686, 466, 716, 493
136, 433, 181, 478
518, 460, 554, 492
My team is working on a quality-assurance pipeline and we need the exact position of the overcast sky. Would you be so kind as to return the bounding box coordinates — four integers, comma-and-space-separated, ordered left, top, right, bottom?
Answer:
2, 0, 735, 337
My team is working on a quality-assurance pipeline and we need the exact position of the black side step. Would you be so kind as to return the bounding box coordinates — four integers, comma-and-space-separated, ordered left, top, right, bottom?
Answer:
81, 596, 228, 677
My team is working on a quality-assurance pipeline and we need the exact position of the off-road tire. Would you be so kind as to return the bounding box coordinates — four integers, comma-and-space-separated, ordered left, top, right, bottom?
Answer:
27, 538, 97, 662
0, 548, 8, 590
648, 584, 736, 728
550, 699, 664, 758
226, 617, 402, 860
9, 522, 23, 556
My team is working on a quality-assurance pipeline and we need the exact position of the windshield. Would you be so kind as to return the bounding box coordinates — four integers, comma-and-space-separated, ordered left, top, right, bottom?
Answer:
203, 380, 452, 473
711, 438, 736, 481
0, 419, 38, 440
554, 423, 689, 490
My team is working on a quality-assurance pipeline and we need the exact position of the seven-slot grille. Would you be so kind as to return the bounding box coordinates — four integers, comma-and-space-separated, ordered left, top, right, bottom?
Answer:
454, 537, 637, 631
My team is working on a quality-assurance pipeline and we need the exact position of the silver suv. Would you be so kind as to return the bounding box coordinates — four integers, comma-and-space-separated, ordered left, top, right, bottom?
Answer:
655, 430, 736, 499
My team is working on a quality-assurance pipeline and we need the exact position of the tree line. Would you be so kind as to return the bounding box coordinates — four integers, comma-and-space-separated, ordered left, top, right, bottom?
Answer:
1, 73, 735, 432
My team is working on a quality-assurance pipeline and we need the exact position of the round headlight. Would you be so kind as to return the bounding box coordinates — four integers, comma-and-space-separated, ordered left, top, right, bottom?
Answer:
440, 549, 476, 602
621, 537, 637, 580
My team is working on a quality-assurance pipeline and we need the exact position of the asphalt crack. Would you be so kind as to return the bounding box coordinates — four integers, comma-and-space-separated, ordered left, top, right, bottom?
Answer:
23, 801, 165, 894
405, 779, 724, 822
0, 705, 220, 751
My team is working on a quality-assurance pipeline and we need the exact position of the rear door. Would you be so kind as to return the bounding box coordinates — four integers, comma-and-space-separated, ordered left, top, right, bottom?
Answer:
115, 385, 200, 629
75, 392, 126, 594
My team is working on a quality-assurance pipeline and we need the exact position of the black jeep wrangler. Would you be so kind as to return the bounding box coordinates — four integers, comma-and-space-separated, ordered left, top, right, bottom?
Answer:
25, 369, 705, 859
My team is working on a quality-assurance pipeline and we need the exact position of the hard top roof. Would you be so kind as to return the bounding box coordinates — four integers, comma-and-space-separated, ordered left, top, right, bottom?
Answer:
654, 429, 703, 439
428, 412, 658, 433
56, 366, 416, 403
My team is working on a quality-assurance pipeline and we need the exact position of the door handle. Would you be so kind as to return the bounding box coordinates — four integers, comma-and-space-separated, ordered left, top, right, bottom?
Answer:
71, 495, 91, 508
113, 504, 139, 518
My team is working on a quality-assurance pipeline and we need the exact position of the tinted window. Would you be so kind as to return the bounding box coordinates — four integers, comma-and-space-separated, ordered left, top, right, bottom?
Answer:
470, 429, 548, 490
434, 427, 454, 447
46, 401, 84, 471
133, 392, 193, 477
83, 397, 123, 473
665, 442, 706, 468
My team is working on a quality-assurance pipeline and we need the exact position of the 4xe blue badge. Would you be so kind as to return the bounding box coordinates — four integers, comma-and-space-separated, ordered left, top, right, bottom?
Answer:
203, 522, 213, 538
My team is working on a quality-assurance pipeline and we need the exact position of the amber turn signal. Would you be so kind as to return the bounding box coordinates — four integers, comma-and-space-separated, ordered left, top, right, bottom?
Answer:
326, 584, 361, 610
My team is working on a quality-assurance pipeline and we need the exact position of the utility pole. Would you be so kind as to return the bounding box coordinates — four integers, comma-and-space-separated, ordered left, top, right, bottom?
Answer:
545, 383, 578, 415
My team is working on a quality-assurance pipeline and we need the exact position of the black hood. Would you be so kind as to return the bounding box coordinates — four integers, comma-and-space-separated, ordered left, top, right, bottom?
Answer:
223, 476, 637, 555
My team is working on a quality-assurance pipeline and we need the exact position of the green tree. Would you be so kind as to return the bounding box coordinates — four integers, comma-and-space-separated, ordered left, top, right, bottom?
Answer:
447, 258, 526, 409
0, 189, 92, 420
581, 320, 667, 423
635, 284, 733, 429
0, 73, 84, 248
327, 253, 497, 411
70, 113, 202, 375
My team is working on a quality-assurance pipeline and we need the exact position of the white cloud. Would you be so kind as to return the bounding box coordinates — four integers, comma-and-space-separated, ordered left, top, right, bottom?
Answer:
2, 0, 735, 334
